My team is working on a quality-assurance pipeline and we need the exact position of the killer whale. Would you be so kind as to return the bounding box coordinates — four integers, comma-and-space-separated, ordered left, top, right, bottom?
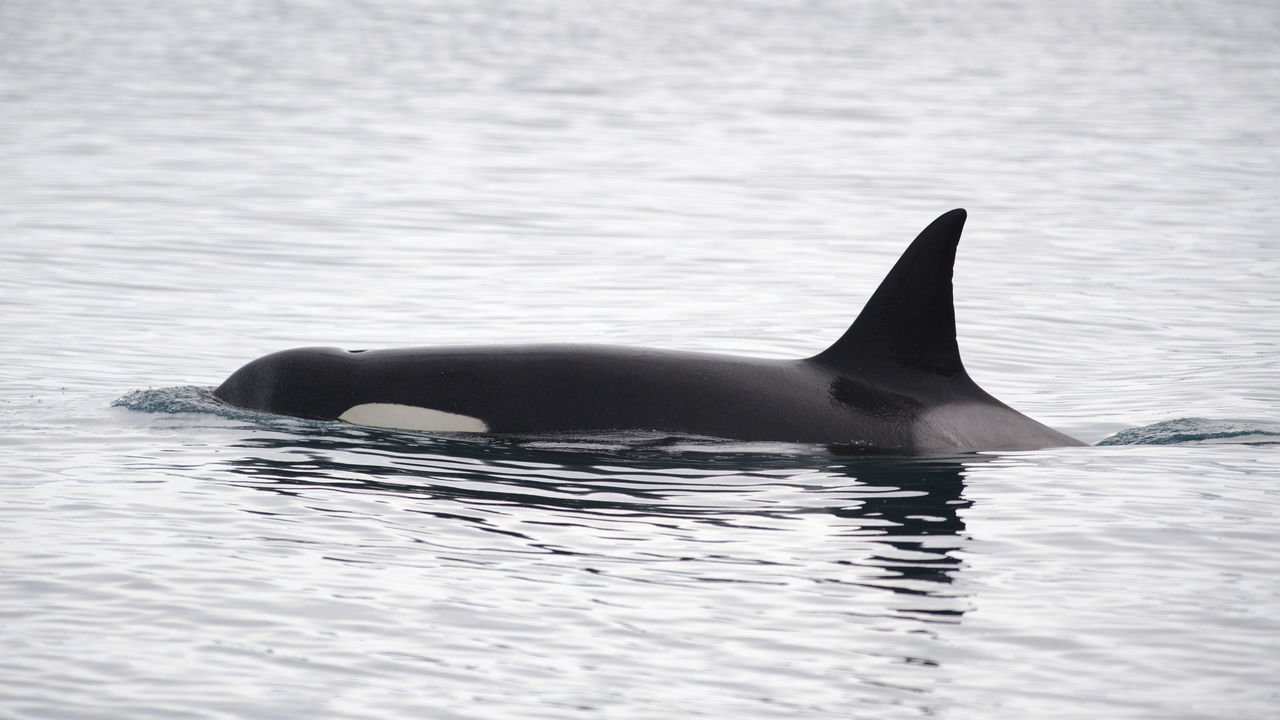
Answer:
213, 209, 1084, 451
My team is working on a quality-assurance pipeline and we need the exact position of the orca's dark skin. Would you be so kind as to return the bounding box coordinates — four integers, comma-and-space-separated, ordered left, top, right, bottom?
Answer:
213, 210, 1085, 451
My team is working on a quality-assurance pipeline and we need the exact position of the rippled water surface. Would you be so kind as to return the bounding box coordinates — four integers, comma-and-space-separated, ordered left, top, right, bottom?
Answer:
3, 1, 1278, 718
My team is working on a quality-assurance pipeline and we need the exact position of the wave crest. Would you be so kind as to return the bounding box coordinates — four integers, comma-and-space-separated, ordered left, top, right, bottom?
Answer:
1098, 418, 1280, 446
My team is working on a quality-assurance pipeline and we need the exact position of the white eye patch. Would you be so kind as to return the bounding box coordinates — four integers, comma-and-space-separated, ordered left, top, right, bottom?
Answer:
337, 403, 489, 433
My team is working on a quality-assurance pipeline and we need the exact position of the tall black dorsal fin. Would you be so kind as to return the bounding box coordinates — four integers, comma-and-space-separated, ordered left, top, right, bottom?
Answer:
814, 209, 968, 376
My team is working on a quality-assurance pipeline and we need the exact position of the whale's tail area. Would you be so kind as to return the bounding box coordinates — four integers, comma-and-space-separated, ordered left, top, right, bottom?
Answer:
814, 209, 969, 377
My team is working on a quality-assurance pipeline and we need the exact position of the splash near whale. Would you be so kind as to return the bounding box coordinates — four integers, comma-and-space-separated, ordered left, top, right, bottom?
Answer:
213, 210, 1083, 451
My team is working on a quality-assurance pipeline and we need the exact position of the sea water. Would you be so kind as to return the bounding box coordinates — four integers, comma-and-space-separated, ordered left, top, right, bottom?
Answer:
2, 1, 1278, 718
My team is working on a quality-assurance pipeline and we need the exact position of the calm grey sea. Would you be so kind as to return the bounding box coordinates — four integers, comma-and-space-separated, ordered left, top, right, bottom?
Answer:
2, 1, 1278, 718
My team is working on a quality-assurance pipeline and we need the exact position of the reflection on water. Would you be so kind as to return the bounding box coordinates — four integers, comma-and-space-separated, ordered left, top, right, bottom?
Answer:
220, 424, 976, 625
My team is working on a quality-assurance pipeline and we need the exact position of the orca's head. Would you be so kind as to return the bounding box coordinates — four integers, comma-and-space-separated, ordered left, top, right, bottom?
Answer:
213, 346, 358, 420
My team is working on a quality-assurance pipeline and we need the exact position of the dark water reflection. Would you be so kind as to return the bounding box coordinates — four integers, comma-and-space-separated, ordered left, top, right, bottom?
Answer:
220, 425, 977, 624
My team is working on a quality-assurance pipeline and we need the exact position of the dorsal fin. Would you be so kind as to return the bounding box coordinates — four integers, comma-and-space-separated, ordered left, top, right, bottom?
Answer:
814, 209, 968, 377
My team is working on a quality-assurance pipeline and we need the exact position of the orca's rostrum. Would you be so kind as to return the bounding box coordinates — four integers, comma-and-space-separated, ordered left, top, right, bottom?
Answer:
213, 210, 1084, 451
